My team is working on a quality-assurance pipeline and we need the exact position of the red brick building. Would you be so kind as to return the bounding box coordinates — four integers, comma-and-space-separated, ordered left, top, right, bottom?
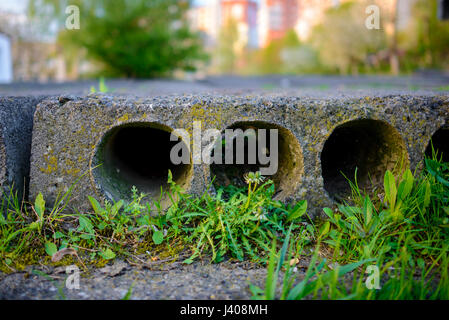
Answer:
221, 0, 258, 48
259, 0, 299, 47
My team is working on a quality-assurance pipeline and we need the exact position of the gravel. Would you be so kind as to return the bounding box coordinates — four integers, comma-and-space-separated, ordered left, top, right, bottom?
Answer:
0, 258, 304, 300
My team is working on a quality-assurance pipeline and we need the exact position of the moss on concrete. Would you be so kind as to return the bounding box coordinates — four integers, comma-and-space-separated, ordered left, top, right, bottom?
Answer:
29, 93, 449, 217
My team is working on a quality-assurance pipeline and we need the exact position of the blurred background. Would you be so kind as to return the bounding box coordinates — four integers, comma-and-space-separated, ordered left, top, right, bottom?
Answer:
0, 0, 448, 86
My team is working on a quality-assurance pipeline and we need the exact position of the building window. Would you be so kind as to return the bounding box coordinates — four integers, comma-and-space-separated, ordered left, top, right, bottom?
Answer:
269, 4, 282, 30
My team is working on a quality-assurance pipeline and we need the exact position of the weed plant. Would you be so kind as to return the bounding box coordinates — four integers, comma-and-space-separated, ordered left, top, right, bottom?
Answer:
251, 153, 449, 300
1, 154, 448, 300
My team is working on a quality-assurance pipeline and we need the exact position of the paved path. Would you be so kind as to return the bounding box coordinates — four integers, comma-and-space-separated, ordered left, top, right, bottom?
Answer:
1, 74, 448, 96
0, 259, 282, 300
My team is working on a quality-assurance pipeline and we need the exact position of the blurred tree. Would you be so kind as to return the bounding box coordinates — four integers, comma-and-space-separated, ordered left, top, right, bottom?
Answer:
215, 18, 239, 74
279, 30, 320, 74
400, 0, 449, 71
258, 38, 283, 74
310, 1, 386, 75
257, 29, 319, 74
280, 44, 320, 74
29, 0, 207, 78
386, 0, 400, 75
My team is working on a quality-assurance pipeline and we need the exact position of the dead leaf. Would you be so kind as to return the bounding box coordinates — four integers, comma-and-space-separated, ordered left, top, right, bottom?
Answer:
289, 258, 299, 266
53, 266, 67, 274
51, 248, 77, 262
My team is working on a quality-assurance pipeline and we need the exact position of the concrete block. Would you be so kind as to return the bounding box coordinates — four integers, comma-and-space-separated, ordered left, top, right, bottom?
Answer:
29, 93, 449, 217
0, 96, 47, 201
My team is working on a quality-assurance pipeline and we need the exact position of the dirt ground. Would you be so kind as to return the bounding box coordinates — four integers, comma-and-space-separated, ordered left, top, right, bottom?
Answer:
0, 257, 310, 300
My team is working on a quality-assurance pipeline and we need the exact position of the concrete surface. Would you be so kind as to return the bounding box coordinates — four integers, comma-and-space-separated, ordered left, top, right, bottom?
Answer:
0, 259, 271, 300
0, 76, 448, 301
28, 93, 449, 217
0, 96, 47, 202
1, 74, 449, 96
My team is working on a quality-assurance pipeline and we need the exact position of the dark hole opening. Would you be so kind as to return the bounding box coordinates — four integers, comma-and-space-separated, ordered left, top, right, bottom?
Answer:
210, 121, 303, 199
441, 0, 449, 20
425, 126, 449, 163
93, 123, 192, 202
321, 119, 408, 201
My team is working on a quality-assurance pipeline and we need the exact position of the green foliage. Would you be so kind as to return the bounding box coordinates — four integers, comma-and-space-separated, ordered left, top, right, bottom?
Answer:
400, 0, 449, 71
90, 77, 109, 93
29, 0, 207, 78
252, 156, 449, 300
99, 248, 116, 260
310, 1, 386, 74
253, 237, 449, 299
2, 154, 449, 300
0, 189, 37, 264
0, 173, 86, 268
152, 230, 164, 245
250, 226, 373, 300
255, 29, 321, 75
287, 200, 307, 222
1, 168, 309, 270
28, 0, 449, 77
33, 184, 168, 263
121, 282, 135, 300
226, 0, 449, 75
163, 171, 306, 263
215, 18, 240, 74
322, 161, 447, 263
44, 242, 57, 257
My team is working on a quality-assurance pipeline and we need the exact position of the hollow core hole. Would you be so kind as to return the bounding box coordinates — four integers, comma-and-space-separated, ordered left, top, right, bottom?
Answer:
425, 126, 449, 163
321, 119, 409, 201
92, 122, 192, 203
210, 121, 303, 199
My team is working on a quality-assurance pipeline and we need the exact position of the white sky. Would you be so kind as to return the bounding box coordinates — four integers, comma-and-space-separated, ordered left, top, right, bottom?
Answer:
0, 0, 28, 13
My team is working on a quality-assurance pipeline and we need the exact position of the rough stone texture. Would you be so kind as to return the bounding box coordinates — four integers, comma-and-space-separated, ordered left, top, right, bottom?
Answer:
29, 93, 449, 217
0, 96, 47, 202
0, 260, 272, 300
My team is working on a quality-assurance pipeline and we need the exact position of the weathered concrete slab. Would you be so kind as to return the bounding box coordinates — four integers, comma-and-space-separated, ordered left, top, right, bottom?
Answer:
29, 93, 449, 217
0, 96, 47, 202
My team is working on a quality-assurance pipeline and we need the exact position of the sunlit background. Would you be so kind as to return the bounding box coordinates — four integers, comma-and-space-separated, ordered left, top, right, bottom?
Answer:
0, 0, 448, 83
